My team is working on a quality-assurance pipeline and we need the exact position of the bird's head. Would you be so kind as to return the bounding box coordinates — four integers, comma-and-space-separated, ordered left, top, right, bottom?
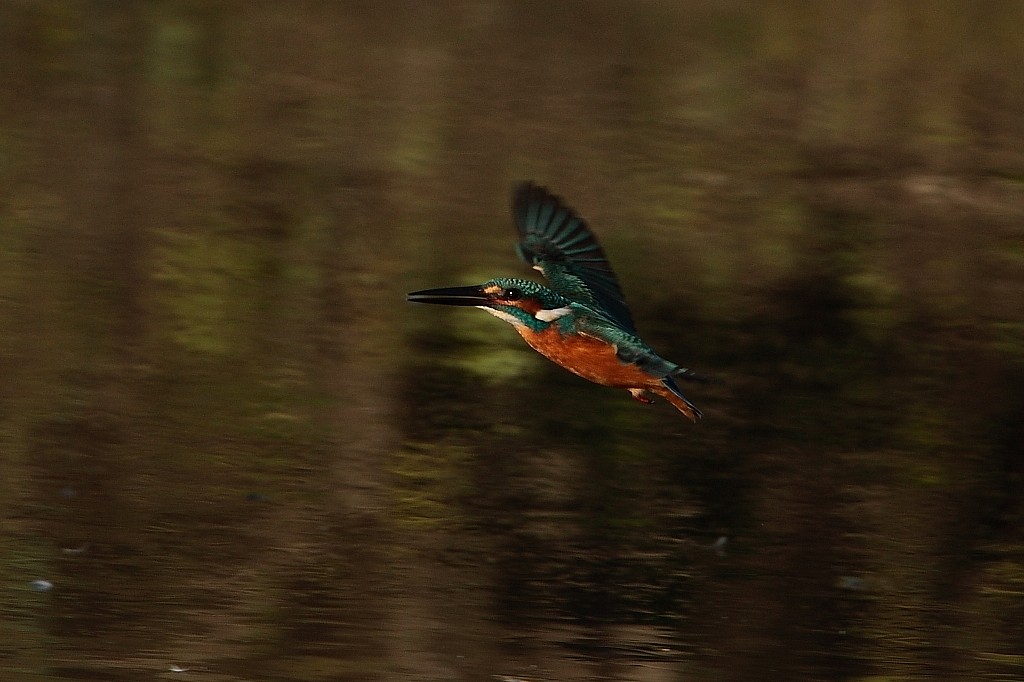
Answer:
407, 277, 573, 328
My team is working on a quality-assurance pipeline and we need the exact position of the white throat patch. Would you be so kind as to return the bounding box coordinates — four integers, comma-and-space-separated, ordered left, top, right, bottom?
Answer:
534, 306, 572, 322
478, 306, 526, 327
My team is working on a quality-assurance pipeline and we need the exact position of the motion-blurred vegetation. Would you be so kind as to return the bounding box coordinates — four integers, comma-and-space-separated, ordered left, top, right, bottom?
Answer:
1, 2, 1022, 680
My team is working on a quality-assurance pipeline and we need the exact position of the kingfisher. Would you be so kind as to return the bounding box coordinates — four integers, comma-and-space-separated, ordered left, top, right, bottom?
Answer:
407, 182, 708, 421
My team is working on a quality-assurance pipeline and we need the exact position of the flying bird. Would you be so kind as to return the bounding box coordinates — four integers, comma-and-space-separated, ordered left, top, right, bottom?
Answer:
407, 183, 707, 420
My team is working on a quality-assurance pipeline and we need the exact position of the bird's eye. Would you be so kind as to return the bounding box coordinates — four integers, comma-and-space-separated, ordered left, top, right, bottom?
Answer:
503, 287, 523, 301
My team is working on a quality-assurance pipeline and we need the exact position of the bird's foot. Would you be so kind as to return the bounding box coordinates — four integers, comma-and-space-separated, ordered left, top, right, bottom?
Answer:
628, 388, 655, 404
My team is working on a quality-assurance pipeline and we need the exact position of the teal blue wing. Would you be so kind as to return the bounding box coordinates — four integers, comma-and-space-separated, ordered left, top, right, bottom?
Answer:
575, 312, 677, 378
512, 182, 636, 333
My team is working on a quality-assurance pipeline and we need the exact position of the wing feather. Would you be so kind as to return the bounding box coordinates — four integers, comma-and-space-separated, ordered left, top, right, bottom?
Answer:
512, 182, 636, 333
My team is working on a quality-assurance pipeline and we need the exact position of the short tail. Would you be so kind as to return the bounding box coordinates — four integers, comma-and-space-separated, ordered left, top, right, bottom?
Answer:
657, 377, 703, 422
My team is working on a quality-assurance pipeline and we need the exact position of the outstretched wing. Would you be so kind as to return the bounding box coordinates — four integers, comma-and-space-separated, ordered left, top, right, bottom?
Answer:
512, 182, 636, 333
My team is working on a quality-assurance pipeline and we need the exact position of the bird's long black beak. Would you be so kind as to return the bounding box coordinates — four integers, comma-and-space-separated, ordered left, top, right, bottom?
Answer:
407, 285, 490, 306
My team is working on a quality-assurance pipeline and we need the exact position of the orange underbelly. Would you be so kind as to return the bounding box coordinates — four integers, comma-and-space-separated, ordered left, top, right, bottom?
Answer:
516, 326, 652, 388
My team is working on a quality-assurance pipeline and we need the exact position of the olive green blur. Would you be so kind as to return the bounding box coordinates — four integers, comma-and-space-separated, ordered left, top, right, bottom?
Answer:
1, 2, 1022, 680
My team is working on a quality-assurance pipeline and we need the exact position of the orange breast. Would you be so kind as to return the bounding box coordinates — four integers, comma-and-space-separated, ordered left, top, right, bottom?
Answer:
516, 326, 654, 389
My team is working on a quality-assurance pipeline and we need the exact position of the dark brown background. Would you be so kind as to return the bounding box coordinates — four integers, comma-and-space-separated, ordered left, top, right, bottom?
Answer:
1, 2, 1022, 680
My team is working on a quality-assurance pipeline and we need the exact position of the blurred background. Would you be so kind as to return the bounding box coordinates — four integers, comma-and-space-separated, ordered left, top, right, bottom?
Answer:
1, 2, 1023, 680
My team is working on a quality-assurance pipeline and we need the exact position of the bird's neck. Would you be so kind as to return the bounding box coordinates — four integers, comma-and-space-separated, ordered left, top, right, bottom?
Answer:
479, 304, 574, 333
